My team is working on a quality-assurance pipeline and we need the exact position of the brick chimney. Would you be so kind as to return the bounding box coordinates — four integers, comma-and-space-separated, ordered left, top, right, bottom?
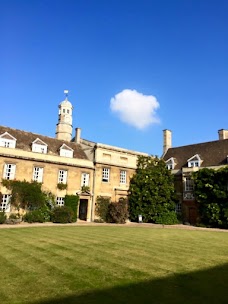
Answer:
75, 128, 81, 143
218, 129, 228, 140
163, 129, 172, 154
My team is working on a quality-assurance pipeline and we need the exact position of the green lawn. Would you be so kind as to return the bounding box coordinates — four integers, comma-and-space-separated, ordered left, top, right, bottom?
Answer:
0, 225, 228, 304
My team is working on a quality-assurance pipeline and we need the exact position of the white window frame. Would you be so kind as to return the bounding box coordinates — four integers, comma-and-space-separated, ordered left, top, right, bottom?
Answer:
120, 170, 127, 184
187, 154, 201, 168
189, 161, 200, 168
185, 176, 194, 191
166, 163, 173, 170
102, 168, 110, 182
58, 170, 67, 184
0, 194, 11, 212
81, 173, 90, 187
32, 138, 48, 154
56, 197, 64, 206
0, 132, 16, 149
3, 164, 16, 180
59, 144, 73, 158
165, 157, 176, 170
33, 167, 43, 183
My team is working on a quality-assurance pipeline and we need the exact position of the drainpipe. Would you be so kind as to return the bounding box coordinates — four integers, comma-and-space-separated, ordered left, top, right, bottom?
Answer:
90, 145, 97, 222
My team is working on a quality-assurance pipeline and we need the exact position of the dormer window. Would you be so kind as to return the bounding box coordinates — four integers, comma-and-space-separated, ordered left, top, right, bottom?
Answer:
187, 154, 202, 168
32, 138, 48, 154
59, 144, 73, 158
165, 157, 176, 170
0, 132, 16, 148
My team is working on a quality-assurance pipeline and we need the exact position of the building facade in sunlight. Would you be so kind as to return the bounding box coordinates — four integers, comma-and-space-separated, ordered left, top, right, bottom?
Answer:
162, 129, 228, 224
0, 92, 148, 221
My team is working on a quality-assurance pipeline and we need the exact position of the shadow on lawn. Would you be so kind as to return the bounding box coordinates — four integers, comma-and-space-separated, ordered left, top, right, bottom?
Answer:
34, 263, 228, 304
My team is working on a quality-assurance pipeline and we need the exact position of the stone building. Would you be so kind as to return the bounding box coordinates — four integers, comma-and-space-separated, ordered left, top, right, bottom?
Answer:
0, 92, 148, 221
162, 129, 228, 224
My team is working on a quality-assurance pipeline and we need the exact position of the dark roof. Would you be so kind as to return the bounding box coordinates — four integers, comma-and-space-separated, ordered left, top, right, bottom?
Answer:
0, 126, 88, 160
163, 139, 228, 169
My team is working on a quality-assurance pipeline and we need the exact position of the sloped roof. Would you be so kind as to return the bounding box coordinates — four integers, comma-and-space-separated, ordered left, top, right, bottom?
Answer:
0, 132, 17, 140
163, 139, 228, 169
0, 126, 88, 160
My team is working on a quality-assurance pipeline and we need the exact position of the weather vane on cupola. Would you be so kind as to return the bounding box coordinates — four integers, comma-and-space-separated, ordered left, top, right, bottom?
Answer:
64, 90, 69, 99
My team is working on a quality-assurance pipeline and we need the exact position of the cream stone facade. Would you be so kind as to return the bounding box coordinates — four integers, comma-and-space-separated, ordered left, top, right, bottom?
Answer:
0, 91, 148, 221
81, 140, 148, 206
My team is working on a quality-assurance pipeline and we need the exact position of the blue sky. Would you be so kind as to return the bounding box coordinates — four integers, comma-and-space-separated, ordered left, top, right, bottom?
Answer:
1, 0, 228, 156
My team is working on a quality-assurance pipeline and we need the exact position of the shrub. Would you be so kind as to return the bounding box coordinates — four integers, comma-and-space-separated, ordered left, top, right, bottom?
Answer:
64, 195, 79, 222
51, 206, 74, 223
109, 197, 129, 224
81, 186, 90, 193
9, 213, 20, 219
0, 212, 6, 224
57, 183, 67, 190
153, 211, 179, 225
94, 218, 104, 223
95, 196, 111, 222
23, 205, 51, 223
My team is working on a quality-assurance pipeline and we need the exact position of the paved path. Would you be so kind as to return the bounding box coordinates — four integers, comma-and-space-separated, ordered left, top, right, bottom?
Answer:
0, 220, 227, 232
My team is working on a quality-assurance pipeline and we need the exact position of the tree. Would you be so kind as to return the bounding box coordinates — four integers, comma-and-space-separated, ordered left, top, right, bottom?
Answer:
192, 167, 228, 228
128, 156, 178, 224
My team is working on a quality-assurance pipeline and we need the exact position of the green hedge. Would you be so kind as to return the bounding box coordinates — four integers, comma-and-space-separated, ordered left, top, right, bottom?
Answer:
64, 195, 79, 222
23, 205, 51, 223
95, 196, 111, 222
0, 212, 6, 224
153, 211, 179, 225
51, 206, 74, 223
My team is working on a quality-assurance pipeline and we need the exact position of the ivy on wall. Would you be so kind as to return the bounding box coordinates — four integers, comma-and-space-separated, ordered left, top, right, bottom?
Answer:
193, 166, 228, 228
2, 179, 54, 210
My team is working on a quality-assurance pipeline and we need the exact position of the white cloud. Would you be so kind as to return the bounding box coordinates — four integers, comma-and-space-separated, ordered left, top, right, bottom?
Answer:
110, 89, 160, 129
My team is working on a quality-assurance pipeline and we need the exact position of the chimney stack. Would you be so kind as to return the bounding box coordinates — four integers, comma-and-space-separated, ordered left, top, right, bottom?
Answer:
163, 129, 172, 155
218, 129, 228, 140
75, 128, 81, 144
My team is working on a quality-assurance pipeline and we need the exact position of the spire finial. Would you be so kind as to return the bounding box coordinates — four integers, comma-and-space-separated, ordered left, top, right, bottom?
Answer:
64, 90, 69, 99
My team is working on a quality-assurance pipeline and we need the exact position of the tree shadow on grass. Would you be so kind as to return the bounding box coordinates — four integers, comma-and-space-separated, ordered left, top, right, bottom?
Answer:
33, 263, 228, 304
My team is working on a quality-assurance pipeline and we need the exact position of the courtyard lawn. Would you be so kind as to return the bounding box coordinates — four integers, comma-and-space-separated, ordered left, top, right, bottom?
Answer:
0, 226, 228, 304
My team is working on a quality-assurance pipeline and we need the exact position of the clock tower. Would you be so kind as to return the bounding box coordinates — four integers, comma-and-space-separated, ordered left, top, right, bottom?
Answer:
55, 90, 73, 142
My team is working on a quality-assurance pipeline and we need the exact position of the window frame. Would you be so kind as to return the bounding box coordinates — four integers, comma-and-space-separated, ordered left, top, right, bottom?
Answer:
56, 197, 64, 206
187, 154, 201, 168
0, 132, 17, 149
102, 167, 110, 183
120, 170, 127, 184
165, 157, 176, 170
32, 138, 48, 154
81, 173, 90, 187
58, 169, 68, 184
175, 202, 182, 213
185, 176, 194, 191
33, 167, 43, 183
59, 144, 74, 158
0, 194, 11, 212
3, 163, 16, 180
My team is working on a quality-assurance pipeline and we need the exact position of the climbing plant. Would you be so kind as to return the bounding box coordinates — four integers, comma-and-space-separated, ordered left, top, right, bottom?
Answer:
2, 179, 53, 210
128, 155, 178, 224
192, 166, 228, 228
